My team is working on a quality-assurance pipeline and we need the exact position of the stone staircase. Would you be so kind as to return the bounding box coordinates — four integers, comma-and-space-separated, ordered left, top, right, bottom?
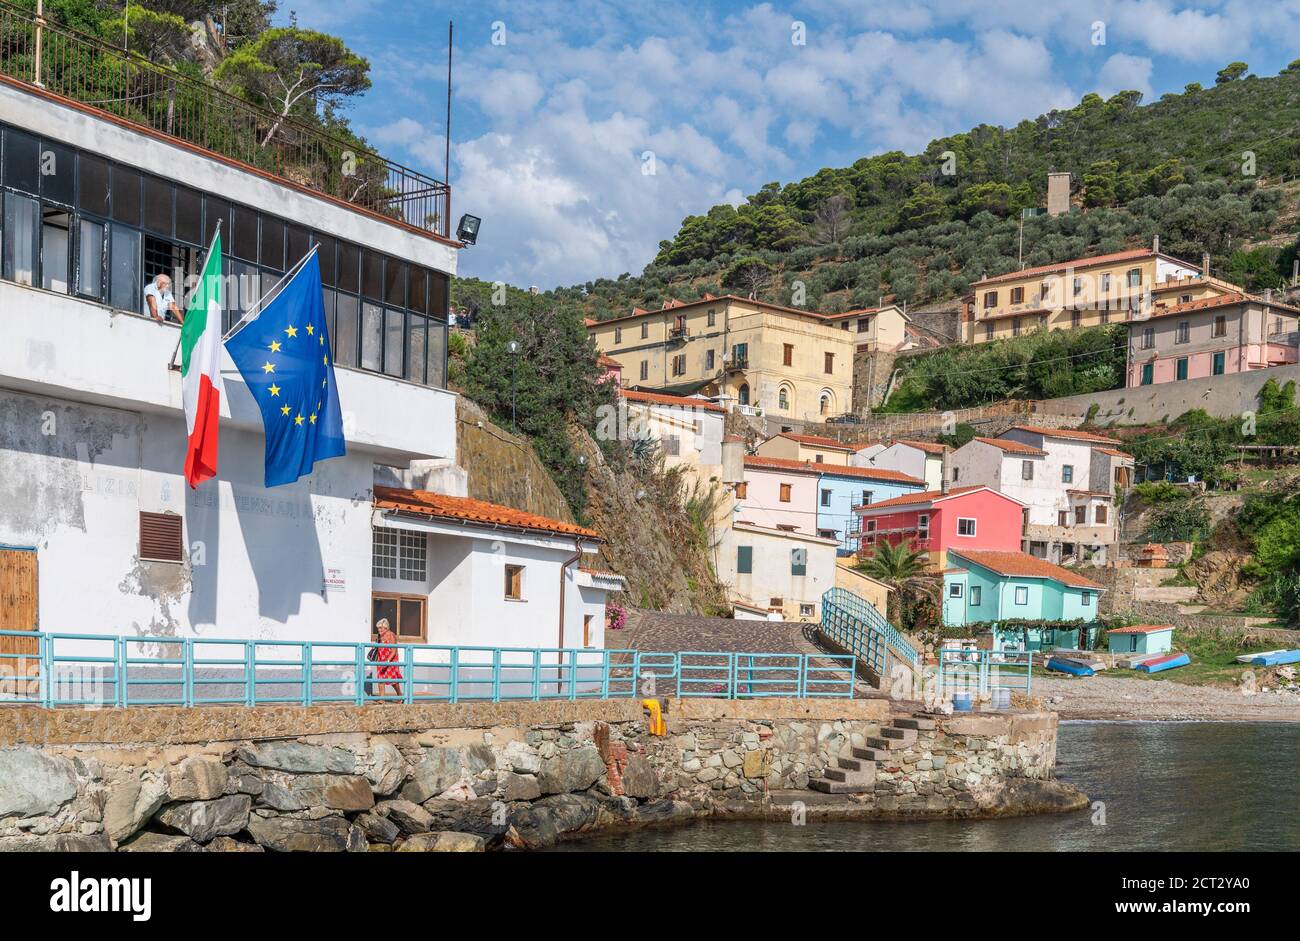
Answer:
809, 713, 936, 794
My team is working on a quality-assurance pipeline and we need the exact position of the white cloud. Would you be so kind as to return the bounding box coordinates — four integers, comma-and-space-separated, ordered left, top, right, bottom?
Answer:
329, 0, 1300, 288
1096, 53, 1155, 101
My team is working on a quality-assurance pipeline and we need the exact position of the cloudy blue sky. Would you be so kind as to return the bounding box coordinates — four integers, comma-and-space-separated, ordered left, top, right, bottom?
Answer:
280, 0, 1300, 288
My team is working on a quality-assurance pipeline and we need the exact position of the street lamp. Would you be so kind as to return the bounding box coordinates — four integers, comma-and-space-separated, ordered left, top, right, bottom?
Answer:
507, 340, 520, 432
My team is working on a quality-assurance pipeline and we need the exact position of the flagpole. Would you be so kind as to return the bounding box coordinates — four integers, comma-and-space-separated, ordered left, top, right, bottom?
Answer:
223, 244, 320, 342
169, 220, 222, 370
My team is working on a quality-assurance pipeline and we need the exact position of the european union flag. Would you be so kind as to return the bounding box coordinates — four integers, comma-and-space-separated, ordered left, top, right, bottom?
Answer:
225, 251, 346, 487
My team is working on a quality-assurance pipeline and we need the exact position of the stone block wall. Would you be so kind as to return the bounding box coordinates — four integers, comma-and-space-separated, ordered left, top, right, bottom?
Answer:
0, 699, 1066, 852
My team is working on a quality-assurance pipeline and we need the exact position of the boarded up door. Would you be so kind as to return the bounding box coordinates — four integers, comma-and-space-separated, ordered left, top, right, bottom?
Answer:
0, 548, 38, 657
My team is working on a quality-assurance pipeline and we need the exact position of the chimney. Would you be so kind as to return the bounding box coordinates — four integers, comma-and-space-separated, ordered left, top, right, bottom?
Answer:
1201, 252, 1211, 277
941, 449, 951, 495
1152, 234, 1160, 254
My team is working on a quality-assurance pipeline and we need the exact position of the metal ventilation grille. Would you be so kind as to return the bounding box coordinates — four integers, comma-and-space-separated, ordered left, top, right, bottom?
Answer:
139, 512, 183, 563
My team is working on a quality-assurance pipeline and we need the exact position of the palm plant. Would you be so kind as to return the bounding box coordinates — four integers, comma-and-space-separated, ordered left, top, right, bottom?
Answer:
855, 541, 938, 631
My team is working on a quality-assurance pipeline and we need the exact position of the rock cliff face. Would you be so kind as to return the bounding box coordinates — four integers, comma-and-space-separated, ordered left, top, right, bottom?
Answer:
455, 396, 727, 615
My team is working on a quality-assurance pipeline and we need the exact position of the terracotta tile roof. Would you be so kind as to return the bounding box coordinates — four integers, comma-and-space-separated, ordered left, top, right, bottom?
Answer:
971, 436, 1046, 456
816, 464, 925, 486
894, 439, 951, 455
585, 294, 853, 327
777, 432, 856, 451
1005, 425, 1122, 445
743, 456, 824, 476
947, 549, 1105, 590
597, 353, 623, 368
853, 441, 882, 452
374, 487, 601, 540
1107, 624, 1173, 635
972, 248, 1172, 287
1067, 489, 1113, 498
854, 485, 991, 512
1095, 447, 1135, 460
1142, 291, 1300, 320
622, 389, 726, 413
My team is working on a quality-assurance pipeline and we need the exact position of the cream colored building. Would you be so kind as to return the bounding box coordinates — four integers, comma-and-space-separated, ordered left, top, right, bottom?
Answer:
755, 432, 855, 466
964, 245, 1210, 344
588, 294, 854, 423
822, 304, 911, 351
834, 561, 892, 615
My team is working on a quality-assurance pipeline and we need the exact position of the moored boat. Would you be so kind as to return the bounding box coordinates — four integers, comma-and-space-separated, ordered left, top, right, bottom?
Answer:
1136, 652, 1191, 673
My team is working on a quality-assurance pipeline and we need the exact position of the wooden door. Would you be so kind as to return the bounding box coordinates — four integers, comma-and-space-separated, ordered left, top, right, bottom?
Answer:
0, 548, 38, 657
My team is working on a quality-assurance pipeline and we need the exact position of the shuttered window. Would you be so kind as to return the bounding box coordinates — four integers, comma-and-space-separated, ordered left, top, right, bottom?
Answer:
737, 546, 752, 574
139, 512, 183, 563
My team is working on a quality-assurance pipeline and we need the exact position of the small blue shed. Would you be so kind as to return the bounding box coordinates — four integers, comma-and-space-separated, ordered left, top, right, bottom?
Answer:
1106, 624, 1174, 655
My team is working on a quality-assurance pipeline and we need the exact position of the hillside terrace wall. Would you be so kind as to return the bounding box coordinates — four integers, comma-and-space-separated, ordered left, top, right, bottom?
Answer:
0, 699, 1073, 851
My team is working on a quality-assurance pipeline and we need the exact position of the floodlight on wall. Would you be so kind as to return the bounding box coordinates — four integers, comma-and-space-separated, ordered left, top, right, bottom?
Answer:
456, 214, 481, 245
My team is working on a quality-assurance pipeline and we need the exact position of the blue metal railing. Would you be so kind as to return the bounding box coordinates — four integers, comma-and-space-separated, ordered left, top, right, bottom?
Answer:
0, 630, 855, 707
819, 587, 919, 677
936, 649, 1034, 696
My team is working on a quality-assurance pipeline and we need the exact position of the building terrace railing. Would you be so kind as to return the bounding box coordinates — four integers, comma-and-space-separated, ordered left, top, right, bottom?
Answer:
0, 1, 449, 238
0, 630, 856, 707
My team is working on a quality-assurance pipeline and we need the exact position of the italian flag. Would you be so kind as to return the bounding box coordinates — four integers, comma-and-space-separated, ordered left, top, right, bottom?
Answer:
180, 233, 225, 488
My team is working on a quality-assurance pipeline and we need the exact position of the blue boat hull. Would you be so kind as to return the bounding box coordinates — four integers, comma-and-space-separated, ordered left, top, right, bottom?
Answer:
1246, 649, 1300, 666
1137, 652, 1191, 673
1047, 658, 1095, 676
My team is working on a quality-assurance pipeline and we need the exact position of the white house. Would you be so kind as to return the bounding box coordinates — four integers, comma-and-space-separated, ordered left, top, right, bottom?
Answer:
853, 439, 951, 490
0, 60, 625, 672
372, 488, 623, 651
717, 522, 839, 621
620, 389, 726, 472
951, 425, 1131, 564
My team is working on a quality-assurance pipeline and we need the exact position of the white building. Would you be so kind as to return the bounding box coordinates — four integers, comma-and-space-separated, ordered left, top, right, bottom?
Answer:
716, 522, 838, 621
0, 51, 621, 669
620, 389, 725, 473
853, 439, 951, 490
373, 488, 622, 650
951, 426, 1132, 564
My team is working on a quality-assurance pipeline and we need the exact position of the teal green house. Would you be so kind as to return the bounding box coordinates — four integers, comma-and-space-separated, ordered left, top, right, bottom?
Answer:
1106, 624, 1174, 655
943, 549, 1106, 650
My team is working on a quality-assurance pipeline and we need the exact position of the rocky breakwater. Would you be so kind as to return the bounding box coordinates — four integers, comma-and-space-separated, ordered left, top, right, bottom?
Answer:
0, 719, 696, 852
0, 700, 1083, 851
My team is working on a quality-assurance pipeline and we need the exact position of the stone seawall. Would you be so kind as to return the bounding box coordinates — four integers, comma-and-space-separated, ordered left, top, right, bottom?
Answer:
0, 699, 1080, 852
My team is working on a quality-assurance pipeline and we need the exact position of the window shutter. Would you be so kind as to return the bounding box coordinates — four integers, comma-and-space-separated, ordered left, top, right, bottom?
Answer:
139, 512, 183, 563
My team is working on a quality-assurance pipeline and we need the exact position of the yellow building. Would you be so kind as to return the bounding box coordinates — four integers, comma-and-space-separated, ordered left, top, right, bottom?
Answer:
755, 432, 855, 466
964, 245, 1216, 344
821, 304, 911, 351
588, 294, 854, 422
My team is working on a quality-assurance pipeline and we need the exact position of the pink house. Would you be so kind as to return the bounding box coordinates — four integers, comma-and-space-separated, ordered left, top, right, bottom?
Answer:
737, 456, 821, 534
1128, 294, 1300, 387
854, 485, 1026, 571
598, 353, 624, 386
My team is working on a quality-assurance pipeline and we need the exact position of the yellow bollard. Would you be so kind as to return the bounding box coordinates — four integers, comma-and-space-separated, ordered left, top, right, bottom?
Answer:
641, 698, 666, 736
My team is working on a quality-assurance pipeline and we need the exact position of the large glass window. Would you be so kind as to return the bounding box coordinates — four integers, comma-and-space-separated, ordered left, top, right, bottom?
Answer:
142, 175, 172, 236
1, 120, 449, 391
108, 224, 141, 312
41, 209, 71, 293
2, 192, 38, 286
40, 141, 76, 206
77, 219, 104, 299
110, 166, 140, 225
384, 308, 405, 377
361, 301, 384, 371
334, 293, 359, 367
2, 128, 41, 194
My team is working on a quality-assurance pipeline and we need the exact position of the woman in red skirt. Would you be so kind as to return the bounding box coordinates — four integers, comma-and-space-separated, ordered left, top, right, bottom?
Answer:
371, 619, 403, 701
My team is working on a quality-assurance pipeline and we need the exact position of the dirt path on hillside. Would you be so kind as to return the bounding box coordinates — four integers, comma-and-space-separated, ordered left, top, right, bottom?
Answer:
1036, 673, 1300, 722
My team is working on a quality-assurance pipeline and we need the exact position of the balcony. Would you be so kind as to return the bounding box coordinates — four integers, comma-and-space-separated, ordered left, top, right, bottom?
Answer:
0, 1, 449, 239
726, 355, 749, 371
669, 324, 690, 341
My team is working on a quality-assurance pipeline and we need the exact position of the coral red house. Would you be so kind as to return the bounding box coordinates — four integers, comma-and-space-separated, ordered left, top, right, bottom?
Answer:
854, 485, 1026, 571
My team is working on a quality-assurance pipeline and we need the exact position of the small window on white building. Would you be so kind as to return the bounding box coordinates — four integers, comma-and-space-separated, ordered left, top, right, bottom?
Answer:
957, 517, 977, 536
1081, 591, 1092, 606
505, 564, 525, 600
949, 583, 964, 598
1014, 586, 1029, 605
799, 603, 815, 618
1022, 461, 1034, 480
820, 488, 832, 507
1061, 465, 1073, 484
